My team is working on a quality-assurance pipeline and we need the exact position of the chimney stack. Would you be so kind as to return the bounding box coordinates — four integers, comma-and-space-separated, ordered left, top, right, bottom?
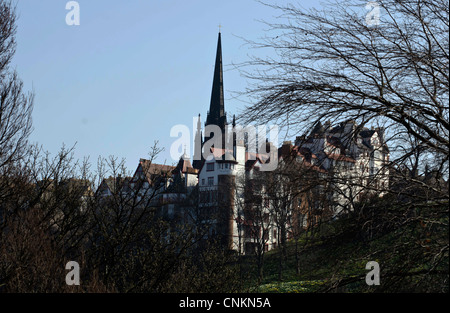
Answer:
281, 141, 293, 157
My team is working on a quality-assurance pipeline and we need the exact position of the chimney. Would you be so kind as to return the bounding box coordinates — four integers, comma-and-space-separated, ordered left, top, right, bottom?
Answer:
375, 127, 384, 142
295, 135, 305, 146
281, 141, 293, 157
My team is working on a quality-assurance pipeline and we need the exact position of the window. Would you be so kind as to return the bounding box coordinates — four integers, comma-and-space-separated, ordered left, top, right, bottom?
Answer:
208, 177, 214, 186
206, 163, 214, 171
374, 150, 382, 160
202, 179, 205, 185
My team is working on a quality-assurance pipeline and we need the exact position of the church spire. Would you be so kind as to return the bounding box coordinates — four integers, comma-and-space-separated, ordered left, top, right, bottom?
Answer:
205, 32, 226, 131
193, 113, 203, 169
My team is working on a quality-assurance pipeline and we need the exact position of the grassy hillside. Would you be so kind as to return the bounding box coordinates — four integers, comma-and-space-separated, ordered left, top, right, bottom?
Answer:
247, 201, 449, 293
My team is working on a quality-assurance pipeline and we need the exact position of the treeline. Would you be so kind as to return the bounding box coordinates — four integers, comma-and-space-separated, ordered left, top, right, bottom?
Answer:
0, 1, 242, 293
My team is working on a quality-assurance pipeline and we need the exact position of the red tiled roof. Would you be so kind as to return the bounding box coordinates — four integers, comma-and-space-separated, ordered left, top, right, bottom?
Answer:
325, 153, 356, 163
134, 159, 176, 183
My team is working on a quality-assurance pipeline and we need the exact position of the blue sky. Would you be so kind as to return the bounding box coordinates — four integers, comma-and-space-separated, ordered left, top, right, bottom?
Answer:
12, 0, 314, 171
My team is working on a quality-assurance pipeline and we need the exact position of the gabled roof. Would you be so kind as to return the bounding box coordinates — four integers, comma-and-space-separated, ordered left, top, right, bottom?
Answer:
310, 121, 326, 137
173, 156, 198, 175
134, 159, 176, 184
200, 147, 270, 172
290, 146, 318, 162
325, 153, 356, 163
329, 124, 345, 134
207, 147, 236, 161
276, 143, 326, 173
359, 129, 376, 138
97, 176, 131, 195
326, 135, 343, 148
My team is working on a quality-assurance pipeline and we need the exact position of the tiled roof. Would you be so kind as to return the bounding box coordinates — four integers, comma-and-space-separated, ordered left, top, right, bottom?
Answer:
137, 159, 176, 183
173, 157, 198, 175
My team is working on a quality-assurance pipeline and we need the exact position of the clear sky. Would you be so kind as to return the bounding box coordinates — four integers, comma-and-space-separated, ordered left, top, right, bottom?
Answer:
11, 0, 314, 171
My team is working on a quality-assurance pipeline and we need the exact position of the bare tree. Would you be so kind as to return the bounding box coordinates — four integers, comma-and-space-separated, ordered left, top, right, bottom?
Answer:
0, 144, 99, 292
239, 0, 448, 179
237, 0, 448, 292
0, 1, 33, 173
0, 0, 16, 75
0, 0, 243, 293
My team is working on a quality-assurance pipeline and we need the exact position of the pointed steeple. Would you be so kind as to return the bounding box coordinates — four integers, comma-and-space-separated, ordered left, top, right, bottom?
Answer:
193, 113, 203, 169
310, 121, 326, 137
196, 113, 202, 133
205, 32, 226, 131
